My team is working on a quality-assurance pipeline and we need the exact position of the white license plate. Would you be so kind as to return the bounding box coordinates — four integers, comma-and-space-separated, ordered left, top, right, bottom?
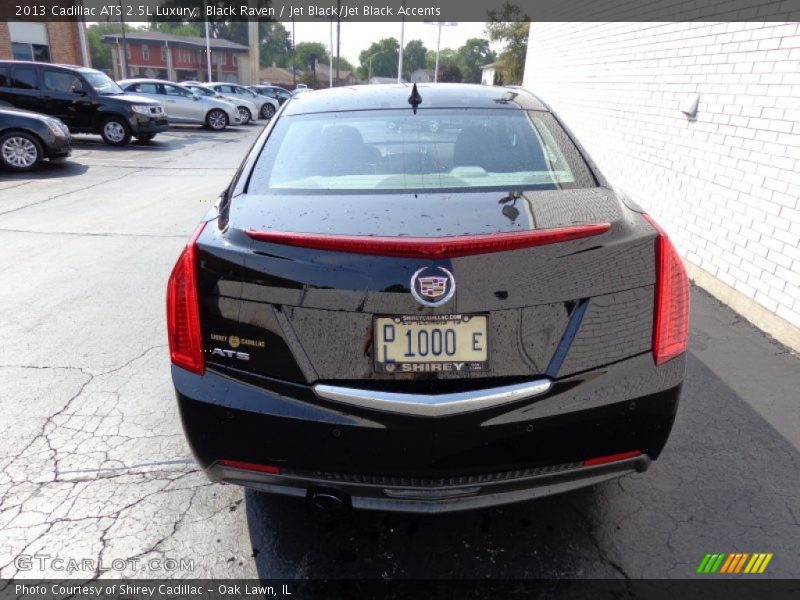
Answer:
374, 314, 489, 373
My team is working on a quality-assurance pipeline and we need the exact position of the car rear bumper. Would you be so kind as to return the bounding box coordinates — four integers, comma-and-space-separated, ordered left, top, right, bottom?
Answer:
173, 352, 683, 511
207, 453, 651, 513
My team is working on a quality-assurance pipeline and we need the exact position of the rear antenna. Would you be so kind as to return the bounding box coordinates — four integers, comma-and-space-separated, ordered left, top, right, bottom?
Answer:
408, 83, 422, 114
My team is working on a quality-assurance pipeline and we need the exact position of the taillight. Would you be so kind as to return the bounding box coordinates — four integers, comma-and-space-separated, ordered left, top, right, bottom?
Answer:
643, 215, 690, 365
166, 222, 206, 374
244, 223, 611, 258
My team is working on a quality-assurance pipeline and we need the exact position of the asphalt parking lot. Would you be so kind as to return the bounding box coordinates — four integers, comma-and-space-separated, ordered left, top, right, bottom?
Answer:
0, 126, 798, 581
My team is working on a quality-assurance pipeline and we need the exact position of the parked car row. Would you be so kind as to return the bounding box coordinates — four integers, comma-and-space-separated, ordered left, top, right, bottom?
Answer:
0, 60, 291, 171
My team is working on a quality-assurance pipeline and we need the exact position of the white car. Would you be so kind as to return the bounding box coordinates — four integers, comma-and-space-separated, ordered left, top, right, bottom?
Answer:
182, 82, 258, 125
202, 82, 279, 119
118, 79, 240, 131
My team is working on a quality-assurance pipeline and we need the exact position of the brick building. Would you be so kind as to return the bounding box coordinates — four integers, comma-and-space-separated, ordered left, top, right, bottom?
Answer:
0, 21, 89, 65
101, 31, 249, 84
524, 17, 800, 350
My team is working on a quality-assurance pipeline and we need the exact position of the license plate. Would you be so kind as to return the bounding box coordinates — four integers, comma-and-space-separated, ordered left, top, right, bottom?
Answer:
374, 314, 489, 373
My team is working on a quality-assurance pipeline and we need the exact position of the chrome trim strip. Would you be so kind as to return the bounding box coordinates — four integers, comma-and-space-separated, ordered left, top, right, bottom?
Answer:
312, 379, 552, 417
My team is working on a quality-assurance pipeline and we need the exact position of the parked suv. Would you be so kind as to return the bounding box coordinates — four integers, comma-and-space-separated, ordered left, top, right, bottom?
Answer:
0, 61, 168, 146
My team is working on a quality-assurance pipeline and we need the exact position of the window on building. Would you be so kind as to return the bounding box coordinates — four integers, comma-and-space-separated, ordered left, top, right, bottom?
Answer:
125, 44, 131, 59
8, 22, 51, 62
142, 45, 150, 60
161, 46, 167, 61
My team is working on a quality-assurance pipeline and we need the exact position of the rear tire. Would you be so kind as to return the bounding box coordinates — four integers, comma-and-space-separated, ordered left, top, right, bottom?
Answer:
100, 117, 131, 146
0, 131, 43, 171
260, 103, 276, 119
237, 107, 251, 125
206, 109, 228, 131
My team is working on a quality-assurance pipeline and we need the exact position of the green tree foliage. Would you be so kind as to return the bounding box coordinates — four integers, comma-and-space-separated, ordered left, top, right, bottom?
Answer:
260, 22, 292, 68
86, 22, 135, 72
358, 38, 399, 80
149, 21, 202, 37
331, 56, 353, 72
437, 63, 463, 83
402, 40, 427, 79
294, 42, 330, 70
456, 38, 496, 84
485, 1, 530, 85
425, 48, 457, 71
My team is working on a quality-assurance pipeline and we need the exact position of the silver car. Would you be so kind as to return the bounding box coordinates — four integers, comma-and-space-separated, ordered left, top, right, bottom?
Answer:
182, 82, 258, 125
118, 79, 239, 131
202, 82, 279, 119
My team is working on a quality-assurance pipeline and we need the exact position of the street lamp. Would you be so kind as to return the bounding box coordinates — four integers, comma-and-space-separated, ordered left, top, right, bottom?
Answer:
425, 21, 457, 83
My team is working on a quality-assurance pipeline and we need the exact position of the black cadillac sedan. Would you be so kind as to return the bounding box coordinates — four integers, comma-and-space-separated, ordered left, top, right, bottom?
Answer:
0, 107, 71, 171
168, 84, 689, 513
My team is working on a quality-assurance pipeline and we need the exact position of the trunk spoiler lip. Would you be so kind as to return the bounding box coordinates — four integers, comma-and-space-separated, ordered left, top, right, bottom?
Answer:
243, 223, 611, 258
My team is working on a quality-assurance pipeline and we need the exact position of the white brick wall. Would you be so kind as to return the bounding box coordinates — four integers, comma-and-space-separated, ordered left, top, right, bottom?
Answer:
523, 21, 800, 332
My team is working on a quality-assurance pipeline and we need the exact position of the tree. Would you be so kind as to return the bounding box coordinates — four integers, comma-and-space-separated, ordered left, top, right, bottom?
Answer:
149, 21, 202, 37
358, 38, 399, 80
260, 22, 292, 69
456, 38, 496, 84
438, 63, 463, 83
425, 48, 456, 71
402, 40, 427, 79
294, 42, 329, 70
86, 22, 136, 72
331, 56, 353, 72
299, 70, 319, 88
485, 1, 530, 85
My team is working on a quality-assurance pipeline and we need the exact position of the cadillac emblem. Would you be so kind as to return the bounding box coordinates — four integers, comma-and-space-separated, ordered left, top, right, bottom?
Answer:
410, 266, 456, 307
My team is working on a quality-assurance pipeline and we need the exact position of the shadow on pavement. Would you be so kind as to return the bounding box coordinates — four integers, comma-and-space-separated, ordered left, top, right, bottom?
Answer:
244, 355, 800, 581
69, 126, 248, 154
1, 158, 88, 180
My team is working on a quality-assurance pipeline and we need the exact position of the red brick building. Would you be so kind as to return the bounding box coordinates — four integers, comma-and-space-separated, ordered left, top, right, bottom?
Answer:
102, 31, 249, 83
0, 21, 89, 65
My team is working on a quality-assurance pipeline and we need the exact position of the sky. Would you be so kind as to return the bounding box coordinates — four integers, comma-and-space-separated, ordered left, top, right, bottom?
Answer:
287, 21, 502, 67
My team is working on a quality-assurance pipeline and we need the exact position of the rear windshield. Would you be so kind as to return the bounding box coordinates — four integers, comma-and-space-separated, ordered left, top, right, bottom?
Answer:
248, 109, 596, 194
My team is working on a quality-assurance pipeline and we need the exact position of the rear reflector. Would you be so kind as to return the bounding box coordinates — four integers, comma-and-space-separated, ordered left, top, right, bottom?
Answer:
219, 460, 281, 474
583, 450, 642, 467
166, 221, 206, 375
643, 215, 690, 365
244, 223, 611, 258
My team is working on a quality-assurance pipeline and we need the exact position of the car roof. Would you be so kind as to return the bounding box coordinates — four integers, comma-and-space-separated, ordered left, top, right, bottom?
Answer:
281, 83, 549, 116
119, 78, 173, 84
0, 60, 103, 75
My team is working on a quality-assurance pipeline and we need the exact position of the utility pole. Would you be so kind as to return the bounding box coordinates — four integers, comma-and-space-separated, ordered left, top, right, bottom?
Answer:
329, 18, 333, 87
247, 0, 259, 84
203, 0, 212, 82
336, 0, 341, 85
397, 1, 405, 82
425, 22, 457, 83
118, 0, 127, 79
291, 17, 296, 88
